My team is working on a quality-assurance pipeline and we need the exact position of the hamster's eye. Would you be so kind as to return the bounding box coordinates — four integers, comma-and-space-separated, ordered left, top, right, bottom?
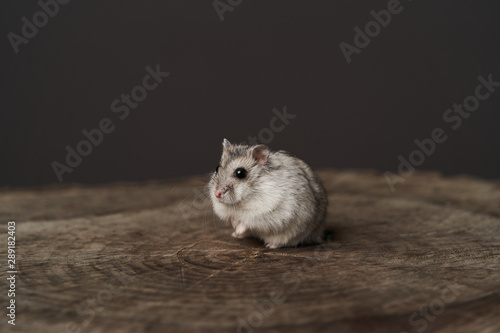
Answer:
234, 168, 247, 179
215, 165, 220, 173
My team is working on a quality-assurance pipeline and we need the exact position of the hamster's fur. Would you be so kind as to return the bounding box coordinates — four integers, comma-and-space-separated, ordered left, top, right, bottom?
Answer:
209, 139, 328, 249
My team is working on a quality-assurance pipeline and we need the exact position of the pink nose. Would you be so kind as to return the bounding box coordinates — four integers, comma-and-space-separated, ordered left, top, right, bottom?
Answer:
215, 190, 222, 199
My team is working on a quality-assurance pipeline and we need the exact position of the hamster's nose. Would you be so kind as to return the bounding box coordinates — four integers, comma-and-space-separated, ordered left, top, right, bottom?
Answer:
215, 190, 223, 199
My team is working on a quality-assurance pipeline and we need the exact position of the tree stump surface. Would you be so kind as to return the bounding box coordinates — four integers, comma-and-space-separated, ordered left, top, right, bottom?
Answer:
1, 169, 499, 333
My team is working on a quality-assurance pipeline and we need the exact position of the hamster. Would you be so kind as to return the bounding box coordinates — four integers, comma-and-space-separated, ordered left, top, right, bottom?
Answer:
209, 139, 328, 249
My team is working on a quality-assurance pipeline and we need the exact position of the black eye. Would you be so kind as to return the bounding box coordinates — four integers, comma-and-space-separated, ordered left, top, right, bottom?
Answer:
234, 168, 247, 179
215, 165, 220, 173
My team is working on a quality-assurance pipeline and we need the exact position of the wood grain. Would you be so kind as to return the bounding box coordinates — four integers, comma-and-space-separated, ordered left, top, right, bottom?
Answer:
1, 170, 499, 333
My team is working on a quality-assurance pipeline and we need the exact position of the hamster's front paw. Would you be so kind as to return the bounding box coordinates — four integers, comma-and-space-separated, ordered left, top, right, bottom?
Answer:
232, 222, 250, 239
265, 242, 281, 249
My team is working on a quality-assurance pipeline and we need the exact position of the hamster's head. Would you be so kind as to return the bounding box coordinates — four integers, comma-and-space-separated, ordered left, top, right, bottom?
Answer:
209, 138, 270, 205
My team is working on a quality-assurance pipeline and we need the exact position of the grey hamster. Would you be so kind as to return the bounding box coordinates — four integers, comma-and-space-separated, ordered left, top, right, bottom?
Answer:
209, 139, 328, 248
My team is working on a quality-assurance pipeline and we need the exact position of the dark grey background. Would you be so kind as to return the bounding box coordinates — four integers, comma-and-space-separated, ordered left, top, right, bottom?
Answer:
1, 0, 499, 187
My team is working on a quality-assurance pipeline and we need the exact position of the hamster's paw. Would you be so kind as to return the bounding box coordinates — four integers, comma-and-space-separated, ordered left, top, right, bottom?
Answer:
232, 231, 246, 239
263, 235, 287, 249
265, 242, 281, 249
232, 223, 250, 239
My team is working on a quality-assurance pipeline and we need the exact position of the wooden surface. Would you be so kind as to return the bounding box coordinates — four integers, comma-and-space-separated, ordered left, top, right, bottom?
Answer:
1, 170, 499, 333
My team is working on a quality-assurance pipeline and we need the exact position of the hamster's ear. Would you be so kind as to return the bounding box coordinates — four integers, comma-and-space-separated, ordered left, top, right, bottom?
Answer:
222, 138, 231, 149
252, 145, 270, 166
